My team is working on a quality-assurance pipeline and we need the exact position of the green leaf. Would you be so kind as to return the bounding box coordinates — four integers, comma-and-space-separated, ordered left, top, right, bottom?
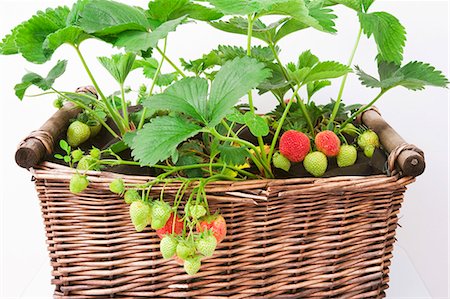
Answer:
77, 0, 150, 35
14, 60, 68, 99
115, 15, 186, 52
98, 53, 136, 84
308, 2, 337, 33
14, 7, 70, 63
67, 0, 89, 26
208, 57, 271, 126
155, 72, 179, 87
43, 26, 90, 52
208, 0, 289, 15
148, 0, 222, 22
209, 17, 277, 43
307, 80, 331, 99
273, 1, 337, 42
244, 112, 269, 137
133, 58, 159, 77
144, 77, 209, 123
356, 61, 449, 91
361, 0, 375, 12
325, 0, 361, 11
218, 144, 249, 165
148, 0, 189, 21
175, 3, 223, 21
226, 109, 247, 124
298, 50, 319, 69
358, 11, 406, 64
288, 67, 312, 85
303, 61, 351, 83
131, 116, 202, 166
259, 0, 322, 32
0, 26, 21, 55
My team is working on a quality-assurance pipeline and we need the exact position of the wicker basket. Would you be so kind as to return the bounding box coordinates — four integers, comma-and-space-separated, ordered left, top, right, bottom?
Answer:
18, 107, 425, 298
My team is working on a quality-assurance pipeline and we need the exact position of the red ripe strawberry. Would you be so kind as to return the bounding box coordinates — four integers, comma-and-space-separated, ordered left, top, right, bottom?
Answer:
315, 130, 341, 157
196, 215, 227, 243
279, 130, 310, 162
156, 213, 184, 238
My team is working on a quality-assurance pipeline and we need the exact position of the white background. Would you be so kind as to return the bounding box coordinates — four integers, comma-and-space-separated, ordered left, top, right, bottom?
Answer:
0, 0, 448, 298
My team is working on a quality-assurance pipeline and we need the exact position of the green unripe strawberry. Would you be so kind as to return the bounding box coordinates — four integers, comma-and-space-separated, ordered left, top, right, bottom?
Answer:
71, 149, 84, 162
67, 121, 91, 147
341, 123, 358, 137
89, 147, 101, 159
357, 130, 380, 149
196, 232, 217, 257
109, 178, 125, 194
151, 201, 172, 230
76, 156, 97, 171
129, 201, 152, 232
70, 174, 89, 194
303, 151, 328, 177
184, 256, 202, 275
273, 152, 291, 172
160, 235, 178, 259
124, 189, 140, 204
177, 241, 196, 260
89, 122, 102, 137
190, 205, 207, 219
364, 145, 375, 158
337, 145, 358, 167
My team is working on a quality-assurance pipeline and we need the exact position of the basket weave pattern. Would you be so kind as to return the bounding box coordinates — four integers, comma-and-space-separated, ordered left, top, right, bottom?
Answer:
32, 162, 414, 298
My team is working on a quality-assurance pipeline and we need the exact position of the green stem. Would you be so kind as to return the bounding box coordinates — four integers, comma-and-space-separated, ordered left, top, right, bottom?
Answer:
138, 39, 168, 130
209, 127, 273, 178
220, 120, 265, 172
100, 159, 257, 179
268, 85, 301, 165
296, 94, 315, 134
269, 42, 314, 133
328, 27, 363, 130
120, 83, 130, 130
247, 14, 269, 170
339, 89, 388, 131
156, 47, 187, 78
52, 88, 119, 138
269, 43, 290, 84
73, 45, 126, 134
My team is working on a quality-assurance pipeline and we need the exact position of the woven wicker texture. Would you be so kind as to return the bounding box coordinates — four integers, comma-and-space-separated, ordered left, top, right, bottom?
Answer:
32, 162, 414, 299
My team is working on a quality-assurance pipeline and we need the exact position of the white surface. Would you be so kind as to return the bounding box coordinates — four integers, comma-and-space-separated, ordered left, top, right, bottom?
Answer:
0, 0, 448, 298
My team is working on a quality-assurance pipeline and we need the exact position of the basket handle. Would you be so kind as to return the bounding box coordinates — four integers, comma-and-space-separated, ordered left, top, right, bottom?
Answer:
359, 109, 425, 177
15, 86, 98, 169
15, 103, 81, 169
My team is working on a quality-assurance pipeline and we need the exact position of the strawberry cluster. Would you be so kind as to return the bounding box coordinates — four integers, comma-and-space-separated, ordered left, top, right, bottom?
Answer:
109, 181, 227, 276
274, 127, 380, 177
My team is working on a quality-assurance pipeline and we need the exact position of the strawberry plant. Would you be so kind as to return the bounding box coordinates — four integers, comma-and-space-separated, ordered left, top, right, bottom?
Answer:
1, 0, 448, 275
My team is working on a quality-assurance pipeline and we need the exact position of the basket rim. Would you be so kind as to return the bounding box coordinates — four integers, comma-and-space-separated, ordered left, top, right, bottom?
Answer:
32, 161, 414, 190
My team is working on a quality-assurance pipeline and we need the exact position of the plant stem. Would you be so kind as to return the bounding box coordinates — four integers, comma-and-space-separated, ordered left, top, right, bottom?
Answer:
73, 45, 126, 134
338, 89, 388, 131
247, 14, 269, 169
268, 42, 314, 133
209, 127, 273, 178
99, 160, 257, 179
52, 88, 119, 138
328, 27, 363, 130
269, 43, 290, 83
138, 39, 168, 130
156, 47, 187, 78
220, 120, 265, 173
120, 83, 130, 130
268, 85, 301, 164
